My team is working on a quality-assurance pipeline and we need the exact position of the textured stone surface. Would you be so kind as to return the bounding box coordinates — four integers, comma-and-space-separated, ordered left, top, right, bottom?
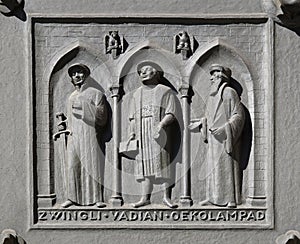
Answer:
25, 0, 263, 15
0, 0, 299, 243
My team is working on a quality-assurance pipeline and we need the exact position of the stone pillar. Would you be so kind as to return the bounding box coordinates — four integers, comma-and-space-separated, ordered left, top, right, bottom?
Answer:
179, 84, 193, 207
109, 85, 123, 207
36, 85, 56, 208
246, 157, 267, 206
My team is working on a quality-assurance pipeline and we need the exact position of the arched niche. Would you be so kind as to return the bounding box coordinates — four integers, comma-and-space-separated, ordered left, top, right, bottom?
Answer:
185, 39, 256, 203
187, 38, 255, 117
117, 40, 182, 93
116, 41, 184, 203
40, 41, 113, 203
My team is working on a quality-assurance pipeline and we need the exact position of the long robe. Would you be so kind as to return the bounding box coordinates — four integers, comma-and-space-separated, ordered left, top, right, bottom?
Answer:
204, 82, 245, 206
129, 84, 176, 182
66, 82, 107, 205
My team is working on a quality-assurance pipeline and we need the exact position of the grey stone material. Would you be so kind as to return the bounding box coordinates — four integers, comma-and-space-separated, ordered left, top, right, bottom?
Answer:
0, 229, 25, 244
276, 230, 300, 244
55, 63, 108, 209
0, 0, 299, 243
191, 64, 251, 208
126, 61, 177, 209
30, 19, 271, 229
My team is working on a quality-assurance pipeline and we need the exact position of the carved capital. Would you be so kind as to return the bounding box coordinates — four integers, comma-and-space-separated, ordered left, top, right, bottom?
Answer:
110, 85, 120, 98
179, 84, 190, 98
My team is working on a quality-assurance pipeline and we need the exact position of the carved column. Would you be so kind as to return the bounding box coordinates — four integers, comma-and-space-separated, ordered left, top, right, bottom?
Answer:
179, 84, 193, 207
36, 83, 56, 208
109, 85, 123, 207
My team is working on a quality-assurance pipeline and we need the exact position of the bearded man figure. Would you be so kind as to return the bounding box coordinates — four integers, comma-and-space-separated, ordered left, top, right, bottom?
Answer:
198, 64, 247, 208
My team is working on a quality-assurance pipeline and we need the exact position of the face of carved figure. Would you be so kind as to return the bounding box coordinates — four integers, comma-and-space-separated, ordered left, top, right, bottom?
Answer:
111, 31, 117, 38
210, 70, 222, 83
180, 31, 188, 39
139, 65, 158, 83
209, 70, 223, 95
71, 70, 86, 86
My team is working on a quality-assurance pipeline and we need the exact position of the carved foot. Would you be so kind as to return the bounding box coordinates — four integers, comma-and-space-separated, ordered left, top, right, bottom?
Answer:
227, 201, 237, 208
132, 199, 151, 208
163, 198, 178, 208
61, 200, 74, 208
199, 199, 211, 206
95, 202, 106, 208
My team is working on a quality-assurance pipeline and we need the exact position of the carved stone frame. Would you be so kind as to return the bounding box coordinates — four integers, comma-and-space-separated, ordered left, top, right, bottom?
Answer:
27, 13, 275, 229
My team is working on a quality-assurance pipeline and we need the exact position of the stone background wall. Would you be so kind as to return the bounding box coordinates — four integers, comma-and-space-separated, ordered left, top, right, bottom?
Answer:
0, 0, 299, 243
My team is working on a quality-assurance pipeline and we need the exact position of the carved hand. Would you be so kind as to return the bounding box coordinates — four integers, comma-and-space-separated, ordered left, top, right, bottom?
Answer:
188, 121, 202, 132
153, 123, 163, 140
72, 100, 82, 110
210, 126, 227, 141
126, 133, 135, 147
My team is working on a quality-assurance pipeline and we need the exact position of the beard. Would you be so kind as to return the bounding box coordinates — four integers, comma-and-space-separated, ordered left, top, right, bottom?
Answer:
209, 82, 221, 96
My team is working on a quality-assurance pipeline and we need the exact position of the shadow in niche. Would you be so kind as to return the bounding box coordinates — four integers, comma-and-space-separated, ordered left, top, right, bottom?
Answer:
85, 77, 105, 93
160, 76, 178, 93
228, 77, 252, 193
96, 95, 113, 196
0, 0, 27, 21
52, 48, 80, 74
168, 100, 183, 189
122, 37, 129, 54
230, 77, 243, 98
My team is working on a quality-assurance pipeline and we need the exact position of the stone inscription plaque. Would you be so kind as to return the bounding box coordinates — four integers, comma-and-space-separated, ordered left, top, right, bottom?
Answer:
31, 16, 273, 229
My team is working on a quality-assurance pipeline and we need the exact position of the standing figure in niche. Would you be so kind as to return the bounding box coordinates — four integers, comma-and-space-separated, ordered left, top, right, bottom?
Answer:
61, 63, 107, 208
191, 64, 249, 208
127, 61, 177, 208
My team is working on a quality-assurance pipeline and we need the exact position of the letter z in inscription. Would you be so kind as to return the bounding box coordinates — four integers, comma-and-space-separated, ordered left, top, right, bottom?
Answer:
38, 211, 47, 221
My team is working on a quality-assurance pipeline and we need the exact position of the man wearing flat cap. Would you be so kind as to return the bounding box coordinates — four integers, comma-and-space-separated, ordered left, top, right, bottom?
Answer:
192, 64, 246, 208
127, 61, 177, 208
61, 63, 107, 208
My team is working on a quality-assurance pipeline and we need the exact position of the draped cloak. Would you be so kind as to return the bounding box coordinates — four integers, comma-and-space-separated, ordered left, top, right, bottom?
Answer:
66, 82, 107, 205
129, 84, 176, 182
204, 83, 245, 206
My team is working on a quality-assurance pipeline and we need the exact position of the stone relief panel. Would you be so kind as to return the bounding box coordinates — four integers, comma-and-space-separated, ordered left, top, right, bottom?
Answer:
31, 19, 272, 228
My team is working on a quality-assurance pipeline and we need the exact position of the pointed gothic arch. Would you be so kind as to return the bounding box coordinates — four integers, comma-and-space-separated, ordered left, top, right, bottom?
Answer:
117, 40, 182, 92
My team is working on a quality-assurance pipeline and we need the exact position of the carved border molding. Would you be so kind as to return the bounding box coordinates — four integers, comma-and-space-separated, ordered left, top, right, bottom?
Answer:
26, 14, 274, 229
